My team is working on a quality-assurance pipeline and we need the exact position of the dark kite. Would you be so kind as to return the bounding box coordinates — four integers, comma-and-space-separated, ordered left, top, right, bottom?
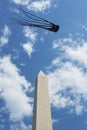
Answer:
12, 7, 60, 32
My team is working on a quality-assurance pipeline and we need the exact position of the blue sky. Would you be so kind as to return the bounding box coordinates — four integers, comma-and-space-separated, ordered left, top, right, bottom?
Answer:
0, 0, 87, 130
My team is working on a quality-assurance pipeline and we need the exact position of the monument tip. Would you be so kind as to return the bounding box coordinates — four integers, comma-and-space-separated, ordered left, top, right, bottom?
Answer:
38, 70, 46, 76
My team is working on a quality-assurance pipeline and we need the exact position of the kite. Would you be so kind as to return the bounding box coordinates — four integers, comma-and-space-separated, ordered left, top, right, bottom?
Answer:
12, 7, 60, 32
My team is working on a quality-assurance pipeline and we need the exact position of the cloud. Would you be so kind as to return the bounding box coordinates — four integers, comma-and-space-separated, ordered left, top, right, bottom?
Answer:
28, 0, 51, 12
47, 34, 87, 115
11, 0, 30, 5
23, 42, 35, 57
11, 0, 51, 12
22, 27, 37, 57
10, 121, 32, 130
23, 27, 37, 42
0, 25, 11, 47
66, 43, 87, 67
0, 56, 33, 121
52, 35, 87, 67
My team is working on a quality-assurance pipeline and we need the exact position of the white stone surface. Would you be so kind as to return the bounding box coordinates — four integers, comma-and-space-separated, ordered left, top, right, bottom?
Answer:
32, 71, 53, 130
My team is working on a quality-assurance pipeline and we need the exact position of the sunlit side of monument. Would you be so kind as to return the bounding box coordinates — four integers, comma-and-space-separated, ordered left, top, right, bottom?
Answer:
32, 71, 53, 130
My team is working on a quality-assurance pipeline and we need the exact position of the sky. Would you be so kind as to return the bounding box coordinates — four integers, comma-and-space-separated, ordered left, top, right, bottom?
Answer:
0, 0, 87, 130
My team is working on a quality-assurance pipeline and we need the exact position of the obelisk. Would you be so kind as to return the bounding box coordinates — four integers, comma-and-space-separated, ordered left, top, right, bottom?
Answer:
32, 71, 53, 130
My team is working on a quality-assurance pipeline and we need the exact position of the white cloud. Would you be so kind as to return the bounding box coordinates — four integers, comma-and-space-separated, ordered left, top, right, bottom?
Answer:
10, 122, 32, 130
11, 0, 51, 12
28, 0, 51, 12
48, 63, 87, 111
23, 42, 35, 57
47, 34, 87, 115
23, 27, 37, 42
66, 42, 87, 67
0, 25, 11, 47
22, 27, 37, 57
0, 56, 33, 121
11, 0, 30, 5
20, 122, 32, 130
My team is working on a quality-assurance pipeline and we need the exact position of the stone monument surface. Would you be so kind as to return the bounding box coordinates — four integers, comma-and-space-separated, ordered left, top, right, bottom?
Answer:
32, 71, 52, 130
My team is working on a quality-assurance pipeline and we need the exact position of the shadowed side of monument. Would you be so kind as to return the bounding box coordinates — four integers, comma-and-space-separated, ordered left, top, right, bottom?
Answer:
32, 71, 53, 130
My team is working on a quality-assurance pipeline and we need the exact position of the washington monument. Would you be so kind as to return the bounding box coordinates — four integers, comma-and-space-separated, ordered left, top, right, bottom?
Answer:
32, 71, 53, 130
